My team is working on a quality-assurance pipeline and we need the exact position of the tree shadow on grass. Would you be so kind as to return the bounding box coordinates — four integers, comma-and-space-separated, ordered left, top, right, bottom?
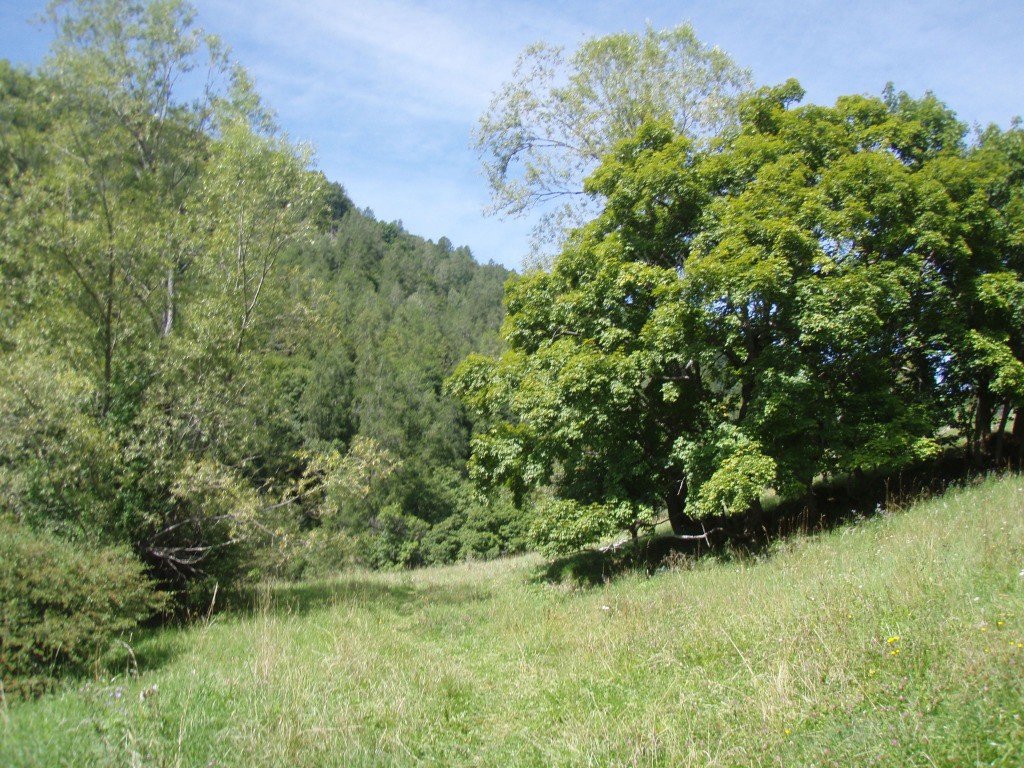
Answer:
532, 536, 722, 588
225, 577, 493, 619
534, 448, 999, 588
129, 626, 184, 673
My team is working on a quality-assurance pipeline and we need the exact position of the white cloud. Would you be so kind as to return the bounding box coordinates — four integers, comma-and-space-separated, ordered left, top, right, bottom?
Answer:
207, 0, 555, 127
288, 1, 512, 113
193, 0, 594, 266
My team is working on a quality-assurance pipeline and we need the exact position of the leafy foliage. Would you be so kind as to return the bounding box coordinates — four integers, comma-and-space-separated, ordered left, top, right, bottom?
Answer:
0, 0, 514, 615
475, 23, 751, 254
456, 80, 1024, 552
0, 520, 165, 697
262, 216, 515, 572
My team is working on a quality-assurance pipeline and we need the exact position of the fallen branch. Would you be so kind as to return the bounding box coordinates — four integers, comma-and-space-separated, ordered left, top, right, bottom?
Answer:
598, 535, 634, 553
597, 523, 722, 553
663, 525, 723, 543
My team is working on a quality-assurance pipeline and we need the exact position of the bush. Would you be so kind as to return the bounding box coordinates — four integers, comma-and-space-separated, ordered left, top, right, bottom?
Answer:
362, 506, 430, 569
459, 492, 529, 559
421, 512, 466, 565
419, 491, 529, 565
0, 521, 166, 697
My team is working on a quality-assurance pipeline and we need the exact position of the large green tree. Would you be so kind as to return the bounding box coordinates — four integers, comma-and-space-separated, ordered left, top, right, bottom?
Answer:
0, 0, 325, 600
948, 121, 1024, 462
18, 0, 231, 413
454, 81, 1021, 554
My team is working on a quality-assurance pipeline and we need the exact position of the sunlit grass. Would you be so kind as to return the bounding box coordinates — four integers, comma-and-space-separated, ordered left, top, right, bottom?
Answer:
2, 476, 1022, 766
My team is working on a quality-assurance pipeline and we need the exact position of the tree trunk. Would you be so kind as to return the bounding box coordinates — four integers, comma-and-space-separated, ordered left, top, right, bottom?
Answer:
974, 381, 994, 464
666, 478, 692, 535
163, 266, 174, 336
101, 263, 115, 417
993, 400, 1011, 465
746, 495, 766, 537
738, 379, 753, 422
1013, 405, 1024, 463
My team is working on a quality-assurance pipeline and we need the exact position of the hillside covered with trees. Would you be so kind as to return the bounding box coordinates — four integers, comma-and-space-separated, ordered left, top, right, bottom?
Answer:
0, 0, 521, 690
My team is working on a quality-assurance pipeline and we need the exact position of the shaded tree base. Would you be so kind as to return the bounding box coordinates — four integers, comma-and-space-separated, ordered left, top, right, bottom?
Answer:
534, 444, 1020, 587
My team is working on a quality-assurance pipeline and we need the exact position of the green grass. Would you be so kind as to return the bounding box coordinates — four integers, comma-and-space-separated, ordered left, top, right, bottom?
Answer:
2, 475, 1023, 766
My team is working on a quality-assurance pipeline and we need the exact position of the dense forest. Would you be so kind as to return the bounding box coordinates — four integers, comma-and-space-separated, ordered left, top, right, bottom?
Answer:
2, 0, 1022, 696
0, 0, 526, 690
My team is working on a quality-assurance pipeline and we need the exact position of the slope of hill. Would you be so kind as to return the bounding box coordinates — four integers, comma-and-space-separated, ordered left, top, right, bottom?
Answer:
3, 475, 1021, 766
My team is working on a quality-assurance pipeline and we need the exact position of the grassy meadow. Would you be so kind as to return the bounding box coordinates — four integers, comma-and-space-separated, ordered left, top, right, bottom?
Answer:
2, 475, 1022, 767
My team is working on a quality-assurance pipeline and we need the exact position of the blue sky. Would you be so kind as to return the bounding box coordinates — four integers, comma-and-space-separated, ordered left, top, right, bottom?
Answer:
2, 1, 1021, 270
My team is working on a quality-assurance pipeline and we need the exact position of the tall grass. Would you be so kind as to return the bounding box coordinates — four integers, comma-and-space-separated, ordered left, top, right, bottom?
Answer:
2, 475, 1022, 766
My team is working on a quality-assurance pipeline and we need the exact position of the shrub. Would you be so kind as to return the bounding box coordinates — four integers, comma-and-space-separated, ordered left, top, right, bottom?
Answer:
362, 506, 431, 569
457, 492, 529, 560
421, 512, 466, 565
0, 521, 166, 697
420, 492, 529, 565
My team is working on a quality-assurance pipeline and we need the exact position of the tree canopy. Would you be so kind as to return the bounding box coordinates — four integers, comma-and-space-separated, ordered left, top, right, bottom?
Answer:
0, 0, 516, 608
453, 81, 1024, 554
474, 23, 752, 256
